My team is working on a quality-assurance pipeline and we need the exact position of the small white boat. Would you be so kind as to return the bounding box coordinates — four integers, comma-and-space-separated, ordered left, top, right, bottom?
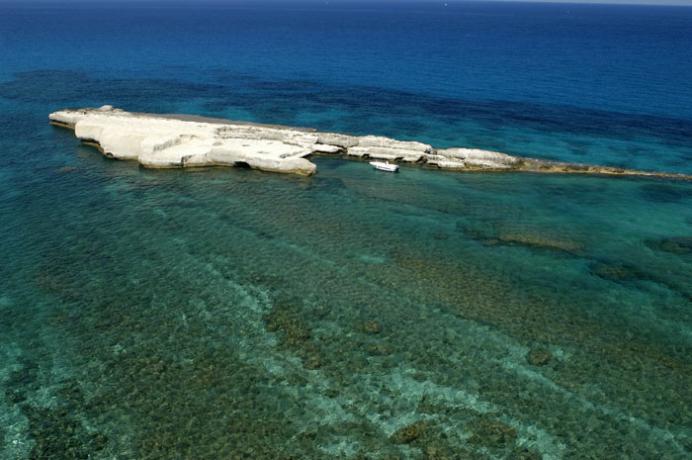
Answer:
369, 161, 399, 172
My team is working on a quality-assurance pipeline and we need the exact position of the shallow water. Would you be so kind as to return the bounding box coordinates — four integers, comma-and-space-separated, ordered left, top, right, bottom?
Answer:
1, 2, 691, 459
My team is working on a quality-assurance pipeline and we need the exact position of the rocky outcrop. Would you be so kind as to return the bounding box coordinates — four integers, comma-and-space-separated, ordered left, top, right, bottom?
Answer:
49, 107, 692, 180
434, 148, 519, 169
51, 106, 319, 175
346, 136, 432, 163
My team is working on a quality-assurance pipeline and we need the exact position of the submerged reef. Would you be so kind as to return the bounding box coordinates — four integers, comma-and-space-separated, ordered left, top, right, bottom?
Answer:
646, 236, 692, 256
50, 106, 692, 180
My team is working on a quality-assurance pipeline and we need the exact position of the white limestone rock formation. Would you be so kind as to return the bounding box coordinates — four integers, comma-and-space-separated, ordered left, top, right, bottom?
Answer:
49, 107, 436, 174
435, 148, 519, 169
316, 132, 359, 149
347, 136, 432, 163
50, 107, 321, 175
424, 155, 467, 170
49, 107, 691, 180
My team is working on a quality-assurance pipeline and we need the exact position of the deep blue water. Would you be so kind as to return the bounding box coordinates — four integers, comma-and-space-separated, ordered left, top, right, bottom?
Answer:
0, 1, 691, 459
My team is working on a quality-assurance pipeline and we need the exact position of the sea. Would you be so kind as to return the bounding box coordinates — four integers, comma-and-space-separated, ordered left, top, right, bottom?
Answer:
0, 1, 690, 458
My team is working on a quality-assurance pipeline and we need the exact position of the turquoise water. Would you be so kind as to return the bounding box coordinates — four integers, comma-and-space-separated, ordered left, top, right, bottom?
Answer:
1, 2, 691, 459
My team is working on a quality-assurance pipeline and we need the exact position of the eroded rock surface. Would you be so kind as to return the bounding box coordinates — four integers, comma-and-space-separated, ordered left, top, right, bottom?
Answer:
50, 106, 692, 180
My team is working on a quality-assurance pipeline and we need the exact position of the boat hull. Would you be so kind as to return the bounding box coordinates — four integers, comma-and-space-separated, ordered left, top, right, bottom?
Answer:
369, 161, 399, 172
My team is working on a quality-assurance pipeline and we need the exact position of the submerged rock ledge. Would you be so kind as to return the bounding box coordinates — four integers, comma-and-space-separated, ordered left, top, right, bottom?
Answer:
50, 106, 691, 180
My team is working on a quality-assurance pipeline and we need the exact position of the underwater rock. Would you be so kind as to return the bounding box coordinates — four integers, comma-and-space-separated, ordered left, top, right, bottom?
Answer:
460, 223, 584, 255
590, 261, 649, 282
645, 236, 692, 255
298, 341, 324, 370
264, 304, 311, 345
390, 421, 427, 444
89, 433, 109, 451
302, 349, 322, 370
366, 343, 392, 356
362, 320, 382, 334
432, 231, 449, 241
264, 297, 312, 345
263, 300, 327, 370
422, 444, 455, 460
21, 401, 107, 459
499, 232, 582, 253
526, 348, 552, 366
50, 107, 692, 179
469, 417, 517, 448
590, 260, 691, 302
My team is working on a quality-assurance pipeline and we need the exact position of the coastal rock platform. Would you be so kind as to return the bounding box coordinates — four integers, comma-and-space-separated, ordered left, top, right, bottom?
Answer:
50, 106, 691, 180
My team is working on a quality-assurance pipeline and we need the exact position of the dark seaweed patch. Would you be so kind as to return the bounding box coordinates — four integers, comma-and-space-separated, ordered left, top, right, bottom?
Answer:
590, 261, 652, 283
591, 259, 692, 302
469, 416, 517, 449
458, 223, 583, 256
22, 387, 109, 460
4, 361, 109, 460
645, 236, 692, 256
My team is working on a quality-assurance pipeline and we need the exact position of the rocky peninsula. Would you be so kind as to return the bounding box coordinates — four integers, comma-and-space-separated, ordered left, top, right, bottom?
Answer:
50, 106, 691, 180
